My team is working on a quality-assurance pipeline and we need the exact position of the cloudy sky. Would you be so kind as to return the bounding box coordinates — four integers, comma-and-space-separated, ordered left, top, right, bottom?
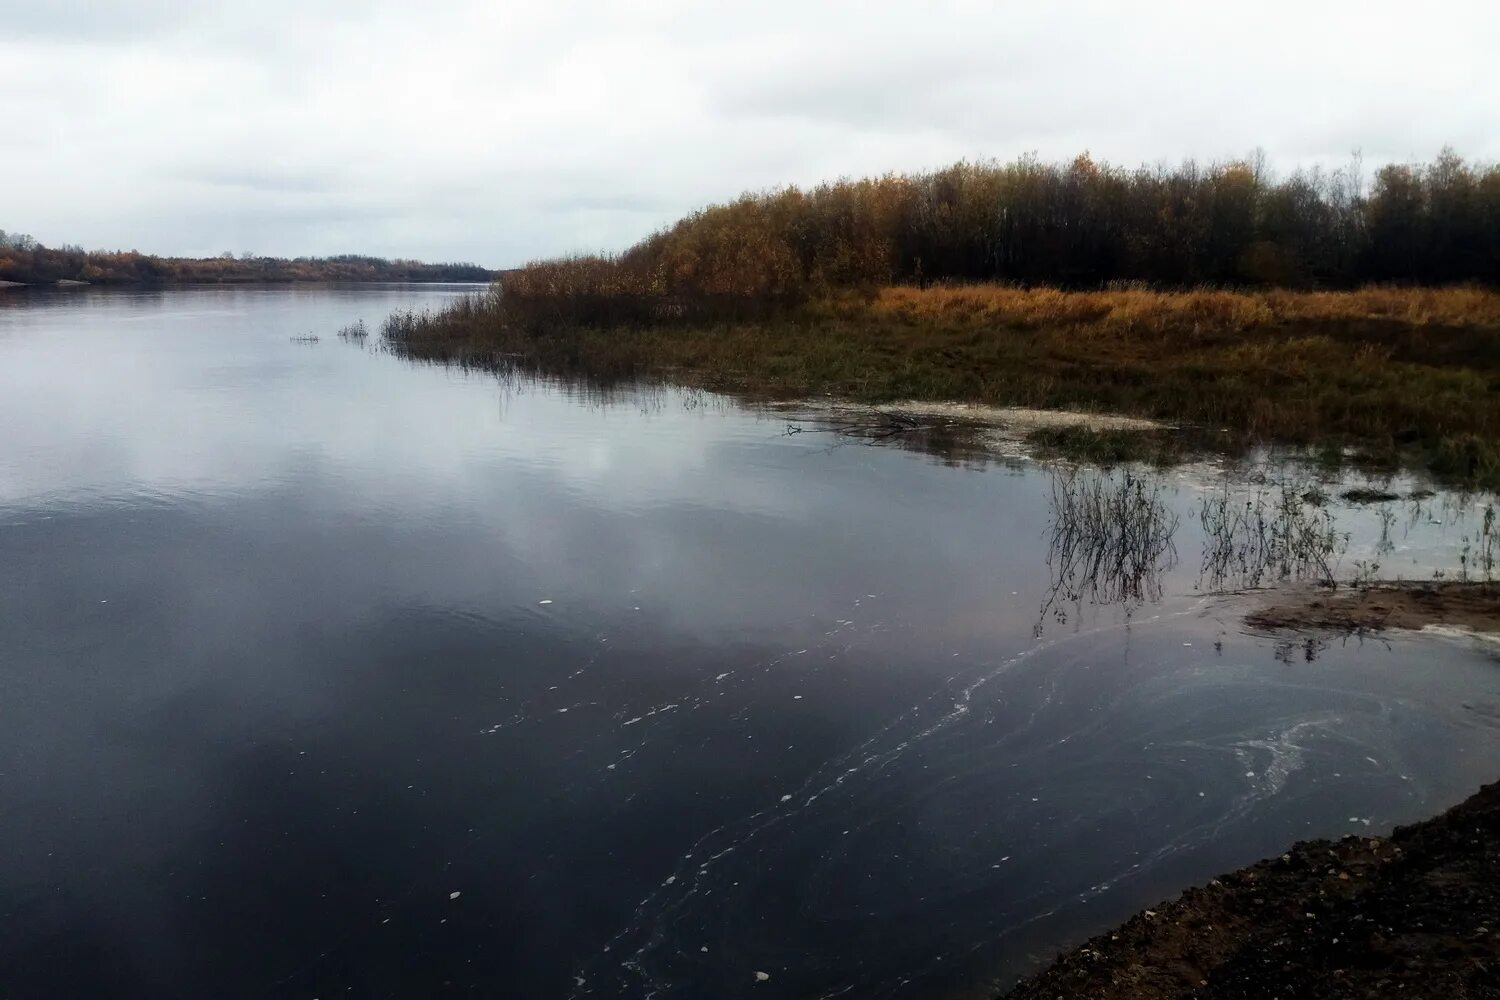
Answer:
3, 0, 1496, 267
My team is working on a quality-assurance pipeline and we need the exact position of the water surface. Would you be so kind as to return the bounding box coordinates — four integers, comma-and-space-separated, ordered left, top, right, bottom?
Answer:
2, 285, 1498, 998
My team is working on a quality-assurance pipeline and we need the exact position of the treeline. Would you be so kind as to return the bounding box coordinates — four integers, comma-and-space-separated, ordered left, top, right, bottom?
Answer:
497, 149, 1500, 327
0, 233, 492, 285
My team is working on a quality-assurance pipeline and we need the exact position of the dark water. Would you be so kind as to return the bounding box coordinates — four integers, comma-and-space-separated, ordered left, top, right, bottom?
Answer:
2, 285, 1498, 999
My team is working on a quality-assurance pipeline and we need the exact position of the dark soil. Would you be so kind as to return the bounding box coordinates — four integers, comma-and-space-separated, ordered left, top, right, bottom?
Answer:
1002, 781, 1500, 999
1245, 582, 1500, 636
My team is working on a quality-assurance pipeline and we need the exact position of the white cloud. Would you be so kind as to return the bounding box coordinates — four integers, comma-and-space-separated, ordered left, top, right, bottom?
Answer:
3, 0, 1496, 265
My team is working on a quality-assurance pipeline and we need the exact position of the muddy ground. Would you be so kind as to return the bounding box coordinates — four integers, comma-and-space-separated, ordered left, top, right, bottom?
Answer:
1245, 582, 1500, 637
1002, 779, 1500, 998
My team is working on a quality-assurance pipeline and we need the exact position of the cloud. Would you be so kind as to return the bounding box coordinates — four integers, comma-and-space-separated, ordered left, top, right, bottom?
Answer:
1, 0, 1496, 266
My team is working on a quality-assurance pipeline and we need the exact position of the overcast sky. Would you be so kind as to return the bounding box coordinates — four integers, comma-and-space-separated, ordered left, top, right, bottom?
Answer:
3, 0, 1496, 267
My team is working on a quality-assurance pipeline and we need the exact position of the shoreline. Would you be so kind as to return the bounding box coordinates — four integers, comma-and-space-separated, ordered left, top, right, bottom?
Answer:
997, 588, 1500, 997
0, 277, 488, 289
382, 283, 1500, 492
1001, 779, 1500, 998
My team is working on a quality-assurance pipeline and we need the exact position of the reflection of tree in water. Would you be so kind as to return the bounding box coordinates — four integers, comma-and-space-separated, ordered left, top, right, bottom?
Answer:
1038, 468, 1179, 632
1199, 481, 1348, 591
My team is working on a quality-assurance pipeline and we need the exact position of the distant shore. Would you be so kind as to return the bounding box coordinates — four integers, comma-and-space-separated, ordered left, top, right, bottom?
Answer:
0, 233, 492, 286
0, 276, 487, 289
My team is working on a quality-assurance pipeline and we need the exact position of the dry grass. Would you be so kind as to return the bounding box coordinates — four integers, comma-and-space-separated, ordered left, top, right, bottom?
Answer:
871, 284, 1500, 332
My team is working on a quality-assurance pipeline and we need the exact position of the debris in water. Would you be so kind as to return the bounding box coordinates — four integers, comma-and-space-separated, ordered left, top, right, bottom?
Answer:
538, 599, 553, 605
449, 891, 461, 900
754, 971, 770, 982
779, 794, 792, 803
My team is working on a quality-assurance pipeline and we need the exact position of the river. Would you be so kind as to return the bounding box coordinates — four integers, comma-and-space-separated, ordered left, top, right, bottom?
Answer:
1, 284, 1497, 998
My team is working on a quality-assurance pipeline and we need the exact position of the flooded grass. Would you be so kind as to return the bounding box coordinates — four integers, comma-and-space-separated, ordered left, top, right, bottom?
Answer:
1031, 461, 1500, 640
1340, 487, 1403, 503
383, 284, 1500, 492
1039, 468, 1179, 631
337, 319, 369, 341
1199, 480, 1347, 591
1023, 426, 1191, 468
1459, 502, 1497, 584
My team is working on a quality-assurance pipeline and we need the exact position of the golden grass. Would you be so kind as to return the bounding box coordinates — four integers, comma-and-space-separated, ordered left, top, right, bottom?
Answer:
870, 284, 1500, 333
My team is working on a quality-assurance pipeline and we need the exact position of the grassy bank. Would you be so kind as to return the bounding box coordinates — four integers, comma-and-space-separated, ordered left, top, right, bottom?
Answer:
386, 283, 1500, 488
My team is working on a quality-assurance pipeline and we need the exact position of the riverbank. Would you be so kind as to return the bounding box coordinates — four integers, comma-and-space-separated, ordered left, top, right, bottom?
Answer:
385, 283, 1500, 489
1001, 778, 1500, 999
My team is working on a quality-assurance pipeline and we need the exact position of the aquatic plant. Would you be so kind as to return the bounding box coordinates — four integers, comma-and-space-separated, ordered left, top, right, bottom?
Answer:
1458, 503, 1497, 584
1038, 468, 1180, 630
1199, 480, 1348, 591
337, 319, 369, 341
